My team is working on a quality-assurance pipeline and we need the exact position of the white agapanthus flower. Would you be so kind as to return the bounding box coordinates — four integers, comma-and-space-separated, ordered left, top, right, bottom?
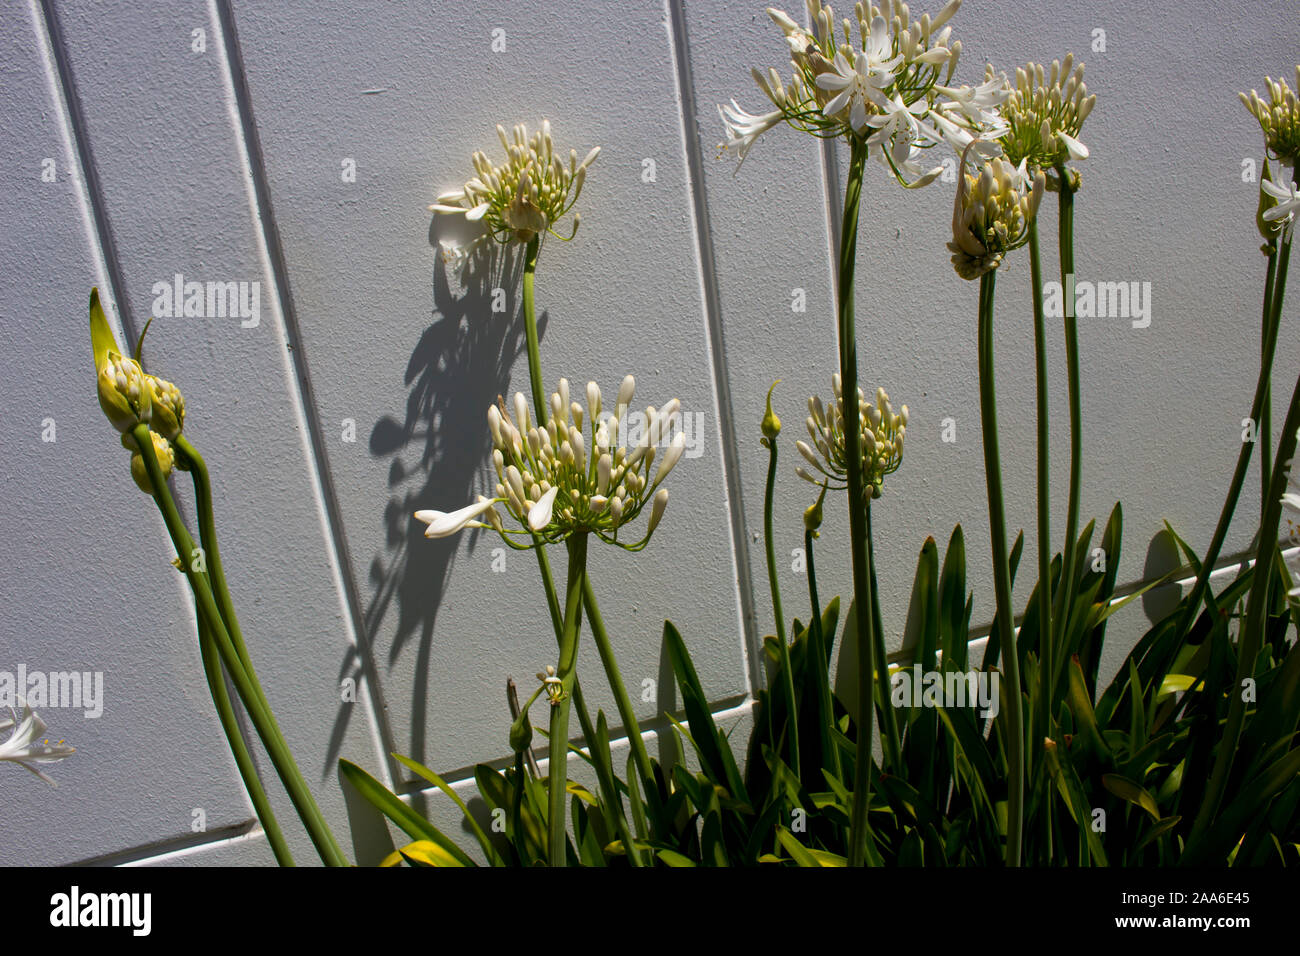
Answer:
1, 700, 75, 787
1262, 177, 1300, 241
429, 121, 599, 267
417, 377, 684, 551
718, 0, 982, 187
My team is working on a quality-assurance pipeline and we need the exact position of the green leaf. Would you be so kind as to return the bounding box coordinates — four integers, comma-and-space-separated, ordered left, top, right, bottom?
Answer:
392, 753, 504, 866
1102, 773, 1162, 820
339, 759, 475, 867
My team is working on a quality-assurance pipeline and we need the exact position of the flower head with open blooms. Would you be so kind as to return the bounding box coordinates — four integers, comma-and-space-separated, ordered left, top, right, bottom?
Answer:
948, 143, 1045, 280
416, 376, 683, 550
998, 56, 1095, 180
1, 699, 75, 787
796, 376, 907, 499
1241, 67, 1300, 167
720, 0, 976, 186
429, 121, 599, 267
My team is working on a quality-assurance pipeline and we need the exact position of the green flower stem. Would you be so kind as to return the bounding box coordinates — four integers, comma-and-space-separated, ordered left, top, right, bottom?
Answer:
173, 437, 270, 718
547, 530, 588, 866
1193, 364, 1300, 840
522, 236, 548, 423
131, 424, 348, 867
535, 545, 599, 759
977, 271, 1025, 867
1261, 244, 1279, 512
1028, 220, 1054, 725
1051, 177, 1082, 649
763, 433, 800, 777
196, 613, 294, 865
170, 436, 294, 863
1174, 234, 1291, 642
805, 529, 841, 781
518, 237, 600, 760
581, 578, 655, 793
865, 504, 901, 771
840, 135, 879, 868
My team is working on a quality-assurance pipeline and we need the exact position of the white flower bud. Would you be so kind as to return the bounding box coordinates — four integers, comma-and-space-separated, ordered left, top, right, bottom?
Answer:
646, 488, 669, 534
586, 381, 602, 419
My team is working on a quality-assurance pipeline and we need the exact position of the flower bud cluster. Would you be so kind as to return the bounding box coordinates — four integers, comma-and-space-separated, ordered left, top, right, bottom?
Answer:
948, 147, 1044, 279
796, 376, 907, 498
486, 376, 682, 548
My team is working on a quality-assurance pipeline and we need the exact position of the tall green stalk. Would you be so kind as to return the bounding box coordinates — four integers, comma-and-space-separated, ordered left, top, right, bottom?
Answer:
196, 614, 294, 865
521, 237, 547, 421
548, 531, 588, 866
840, 136, 879, 868
866, 505, 902, 771
581, 578, 655, 791
1028, 220, 1053, 724
172, 436, 294, 864
805, 525, 841, 781
517, 237, 604, 772
976, 271, 1024, 867
762, 417, 800, 777
1052, 177, 1082, 647
132, 424, 347, 866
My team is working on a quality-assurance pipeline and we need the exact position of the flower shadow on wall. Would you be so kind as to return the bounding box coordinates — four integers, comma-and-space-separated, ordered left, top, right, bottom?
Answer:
324, 220, 541, 782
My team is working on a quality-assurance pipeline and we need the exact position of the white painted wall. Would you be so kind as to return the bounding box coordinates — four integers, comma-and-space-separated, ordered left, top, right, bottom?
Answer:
0, 0, 1294, 864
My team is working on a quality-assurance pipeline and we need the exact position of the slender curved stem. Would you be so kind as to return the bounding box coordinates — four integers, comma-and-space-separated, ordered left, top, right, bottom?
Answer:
840, 136, 878, 868
1052, 179, 1081, 647
174, 437, 270, 717
521, 237, 547, 422
197, 614, 295, 865
764, 435, 800, 776
866, 505, 901, 771
1261, 246, 1278, 512
805, 529, 841, 781
581, 577, 654, 790
1028, 221, 1054, 726
548, 531, 588, 866
977, 272, 1024, 866
172, 437, 293, 864
132, 424, 347, 866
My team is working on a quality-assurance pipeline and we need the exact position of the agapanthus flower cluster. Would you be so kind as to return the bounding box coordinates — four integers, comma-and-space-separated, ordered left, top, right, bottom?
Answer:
721, 0, 986, 185
998, 56, 1094, 176
796, 376, 907, 498
948, 146, 1044, 279
429, 121, 599, 265
1241, 67, 1300, 167
416, 377, 683, 549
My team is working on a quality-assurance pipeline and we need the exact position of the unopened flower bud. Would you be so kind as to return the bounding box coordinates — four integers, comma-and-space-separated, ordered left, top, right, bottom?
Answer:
761, 380, 782, 440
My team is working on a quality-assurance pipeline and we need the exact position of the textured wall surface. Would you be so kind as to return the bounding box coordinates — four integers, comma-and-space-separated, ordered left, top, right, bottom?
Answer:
0, 0, 1295, 864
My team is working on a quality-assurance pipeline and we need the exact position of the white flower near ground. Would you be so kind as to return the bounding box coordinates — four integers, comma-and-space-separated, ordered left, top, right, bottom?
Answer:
1, 700, 75, 787
1262, 177, 1300, 241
